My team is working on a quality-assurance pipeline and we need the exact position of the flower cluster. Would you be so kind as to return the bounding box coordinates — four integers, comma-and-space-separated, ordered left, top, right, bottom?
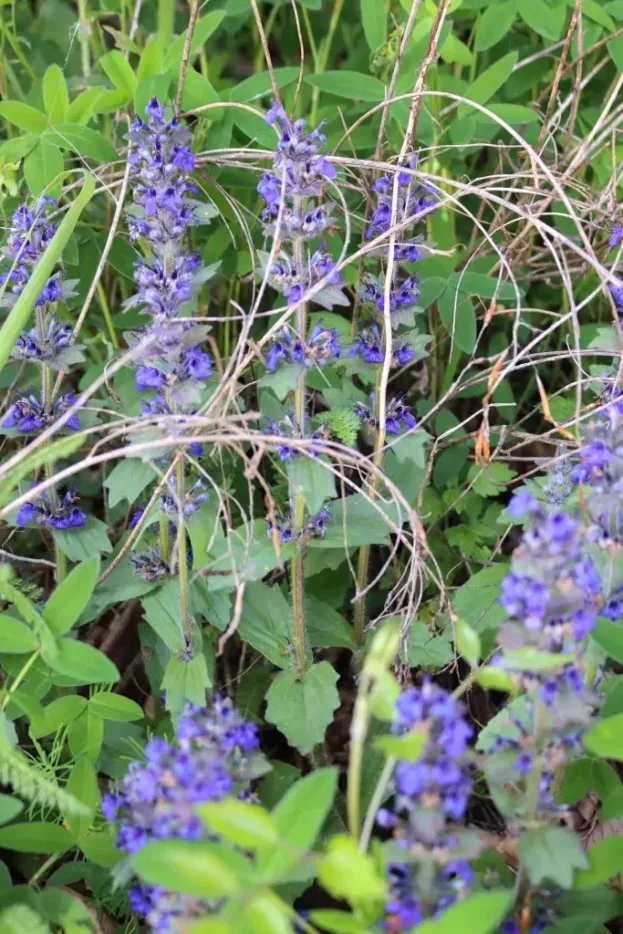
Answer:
354, 152, 433, 393
267, 505, 331, 544
265, 318, 341, 371
350, 324, 416, 368
0, 197, 76, 309
123, 98, 213, 418
378, 683, 476, 930
3, 392, 80, 435
122, 99, 215, 579
259, 102, 346, 373
497, 492, 599, 707
264, 414, 328, 462
104, 697, 266, 933
16, 487, 87, 530
354, 393, 416, 436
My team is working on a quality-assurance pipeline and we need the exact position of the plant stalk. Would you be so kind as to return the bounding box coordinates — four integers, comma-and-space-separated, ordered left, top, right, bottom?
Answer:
175, 459, 192, 646
291, 218, 309, 680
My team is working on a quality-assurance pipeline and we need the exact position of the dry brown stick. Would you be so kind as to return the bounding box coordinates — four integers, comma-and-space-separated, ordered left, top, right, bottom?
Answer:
538, 0, 582, 150
176, 0, 201, 114
407, 0, 452, 146
249, 0, 282, 104
375, 0, 423, 159
289, 0, 305, 111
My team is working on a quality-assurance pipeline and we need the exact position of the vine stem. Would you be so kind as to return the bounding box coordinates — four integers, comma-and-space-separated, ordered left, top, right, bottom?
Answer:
175, 458, 192, 645
291, 219, 309, 680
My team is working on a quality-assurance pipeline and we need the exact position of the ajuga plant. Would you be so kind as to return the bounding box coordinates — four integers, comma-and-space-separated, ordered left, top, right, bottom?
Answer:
0, 3, 623, 934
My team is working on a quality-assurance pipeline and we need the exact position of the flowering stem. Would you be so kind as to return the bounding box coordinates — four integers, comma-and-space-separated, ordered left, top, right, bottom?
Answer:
291, 227, 309, 680
175, 459, 192, 646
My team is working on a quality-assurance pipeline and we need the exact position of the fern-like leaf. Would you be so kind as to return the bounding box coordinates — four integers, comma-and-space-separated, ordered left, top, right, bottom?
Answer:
0, 741, 89, 817
317, 407, 361, 447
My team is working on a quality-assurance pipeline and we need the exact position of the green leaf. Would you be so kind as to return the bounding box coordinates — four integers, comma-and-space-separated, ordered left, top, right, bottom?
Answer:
43, 556, 100, 637
88, 692, 143, 721
24, 140, 64, 196
502, 647, 574, 671
0, 795, 23, 826
518, 0, 566, 40
592, 618, 623, 665
361, 0, 387, 51
318, 834, 386, 902
308, 911, 367, 934
0, 822, 73, 853
132, 840, 246, 897
48, 639, 119, 685
413, 891, 513, 934
518, 827, 588, 888
265, 661, 340, 754
437, 288, 476, 353
0, 615, 38, 653
0, 101, 48, 134
305, 72, 386, 102
162, 654, 210, 712
177, 68, 220, 112
453, 563, 508, 632
137, 38, 164, 81
199, 798, 279, 851
458, 51, 518, 118
237, 581, 292, 668
104, 459, 155, 508
68, 708, 103, 762
375, 730, 428, 762
407, 622, 453, 668
258, 767, 338, 880
163, 10, 227, 70
584, 713, 623, 761
306, 595, 356, 650
65, 757, 98, 838
575, 0, 614, 29
43, 124, 118, 162
467, 461, 516, 497
0, 134, 38, 163
574, 837, 623, 888
0, 173, 95, 372
608, 35, 623, 72
456, 619, 481, 667
287, 457, 336, 516
30, 695, 87, 738
135, 74, 172, 118
78, 829, 121, 867
229, 67, 302, 103
66, 87, 106, 124
475, 666, 515, 693
258, 362, 303, 401
141, 579, 189, 652
100, 49, 138, 98
42, 64, 69, 123
390, 430, 429, 466
474, 1, 516, 51
308, 493, 399, 549
53, 517, 112, 562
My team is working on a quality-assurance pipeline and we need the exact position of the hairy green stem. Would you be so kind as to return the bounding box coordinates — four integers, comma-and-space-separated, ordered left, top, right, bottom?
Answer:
176, 459, 192, 645
77, 0, 91, 77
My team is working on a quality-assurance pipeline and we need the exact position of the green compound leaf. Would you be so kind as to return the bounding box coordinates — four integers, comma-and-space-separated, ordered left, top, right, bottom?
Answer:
265, 661, 340, 754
